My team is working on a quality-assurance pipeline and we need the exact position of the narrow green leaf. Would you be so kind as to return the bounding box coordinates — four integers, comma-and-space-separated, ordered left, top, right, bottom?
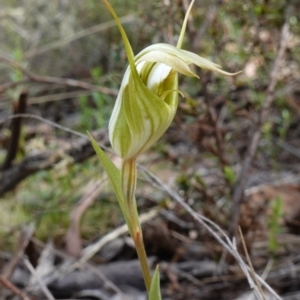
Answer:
88, 132, 132, 232
89, 133, 122, 200
149, 266, 162, 300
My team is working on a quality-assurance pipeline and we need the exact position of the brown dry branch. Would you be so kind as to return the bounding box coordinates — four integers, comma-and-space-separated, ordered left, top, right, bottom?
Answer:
84, 263, 126, 300
29, 89, 100, 105
0, 274, 33, 300
238, 227, 266, 300
2, 226, 35, 281
0, 79, 30, 95
0, 114, 109, 196
79, 209, 159, 267
2, 89, 105, 107
0, 55, 118, 96
65, 180, 105, 257
1, 91, 27, 170
31, 238, 127, 299
23, 258, 55, 300
0, 113, 90, 139
229, 7, 291, 238
24, 212, 158, 299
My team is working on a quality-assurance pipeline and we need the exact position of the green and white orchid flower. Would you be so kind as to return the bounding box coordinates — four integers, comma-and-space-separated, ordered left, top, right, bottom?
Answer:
107, 0, 239, 160
91, 0, 240, 296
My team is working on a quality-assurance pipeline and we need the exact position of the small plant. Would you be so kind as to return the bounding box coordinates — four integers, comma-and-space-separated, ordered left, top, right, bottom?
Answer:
90, 0, 239, 297
223, 165, 236, 185
277, 109, 291, 140
267, 196, 283, 255
79, 67, 112, 130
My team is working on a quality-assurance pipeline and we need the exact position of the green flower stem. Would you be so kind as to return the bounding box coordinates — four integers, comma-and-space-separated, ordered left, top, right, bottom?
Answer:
121, 158, 152, 292
134, 229, 152, 292
121, 158, 140, 231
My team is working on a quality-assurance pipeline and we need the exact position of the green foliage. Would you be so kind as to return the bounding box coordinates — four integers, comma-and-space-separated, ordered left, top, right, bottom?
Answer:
262, 122, 273, 141
0, 158, 121, 245
277, 109, 291, 139
267, 197, 284, 254
223, 166, 236, 185
78, 67, 113, 131
89, 133, 133, 233
149, 266, 162, 300
176, 174, 190, 193
10, 49, 23, 82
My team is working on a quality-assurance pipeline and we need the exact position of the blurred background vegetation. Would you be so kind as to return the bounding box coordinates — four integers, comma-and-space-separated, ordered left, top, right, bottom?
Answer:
0, 0, 299, 256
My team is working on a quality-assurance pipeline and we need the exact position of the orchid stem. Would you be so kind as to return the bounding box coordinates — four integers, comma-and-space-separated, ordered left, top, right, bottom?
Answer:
134, 229, 152, 291
121, 158, 152, 292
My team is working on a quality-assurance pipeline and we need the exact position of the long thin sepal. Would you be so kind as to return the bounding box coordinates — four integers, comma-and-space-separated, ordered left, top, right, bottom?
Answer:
101, 0, 139, 78
177, 0, 195, 49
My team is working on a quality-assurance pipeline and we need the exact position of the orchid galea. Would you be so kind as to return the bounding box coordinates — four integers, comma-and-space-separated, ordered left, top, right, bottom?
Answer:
108, 5, 239, 160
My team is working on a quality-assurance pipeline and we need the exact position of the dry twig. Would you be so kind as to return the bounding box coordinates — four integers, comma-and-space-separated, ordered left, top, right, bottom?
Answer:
0, 56, 118, 96
0, 114, 109, 196
30, 238, 126, 299
0, 274, 33, 300
65, 180, 105, 257
1, 91, 27, 170
80, 208, 160, 265
2, 226, 35, 280
23, 258, 55, 300
239, 227, 266, 300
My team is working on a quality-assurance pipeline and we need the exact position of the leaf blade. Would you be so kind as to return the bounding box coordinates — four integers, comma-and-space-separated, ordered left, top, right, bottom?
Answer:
88, 132, 132, 232
149, 266, 162, 300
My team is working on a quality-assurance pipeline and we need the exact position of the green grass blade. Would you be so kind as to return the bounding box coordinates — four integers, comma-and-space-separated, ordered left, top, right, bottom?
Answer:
88, 132, 132, 232
149, 266, 162, 300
